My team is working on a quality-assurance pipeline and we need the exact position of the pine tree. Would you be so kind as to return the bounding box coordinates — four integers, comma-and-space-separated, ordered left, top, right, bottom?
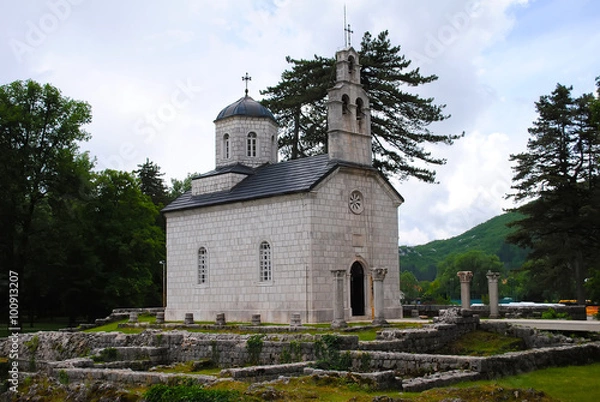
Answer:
261, 30, 462, 182
507, 81, 600, 304
135, 158, 169, 207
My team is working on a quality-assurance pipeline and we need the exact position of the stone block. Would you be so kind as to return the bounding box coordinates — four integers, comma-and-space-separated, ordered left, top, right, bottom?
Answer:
128, 312, 138, 324
216, 313, 226, 326
184, 313, 194, 325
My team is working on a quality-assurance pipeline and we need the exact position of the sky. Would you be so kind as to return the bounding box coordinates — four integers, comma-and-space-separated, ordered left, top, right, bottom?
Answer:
1, 0, 599, 246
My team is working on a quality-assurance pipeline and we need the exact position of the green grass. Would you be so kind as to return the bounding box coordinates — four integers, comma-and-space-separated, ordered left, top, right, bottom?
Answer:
206, 363, 600, 401
84, 314, 156, 334
84, 319, 422, 341
151, 360, 221, 376
454, 363, 600, 402
437, 329, 526, 356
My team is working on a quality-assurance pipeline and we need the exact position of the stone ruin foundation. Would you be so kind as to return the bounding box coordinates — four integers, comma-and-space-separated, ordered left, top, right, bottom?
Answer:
2, 307, 599, 395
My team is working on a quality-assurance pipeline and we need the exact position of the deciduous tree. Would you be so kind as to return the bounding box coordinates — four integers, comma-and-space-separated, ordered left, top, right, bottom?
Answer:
0, 79, 92, 322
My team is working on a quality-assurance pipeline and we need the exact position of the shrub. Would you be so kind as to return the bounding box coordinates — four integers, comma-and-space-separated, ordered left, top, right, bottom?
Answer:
245, 334, 264, 366
280, 340, 302, 364
314, 334, 352, 371
58, 370, 69, 385
92, 347, 119, 362
144, 384, 240, 402
541, 308, 570, 320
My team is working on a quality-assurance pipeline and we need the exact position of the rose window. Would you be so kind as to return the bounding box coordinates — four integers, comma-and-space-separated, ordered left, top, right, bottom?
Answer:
349, 190, 364, 214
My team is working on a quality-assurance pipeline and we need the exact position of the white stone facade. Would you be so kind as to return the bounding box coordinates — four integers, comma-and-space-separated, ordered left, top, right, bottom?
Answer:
191, 173, 248, 196
215, 116, 278, 168
165, 165, 402, 323
164, 46, 403, 324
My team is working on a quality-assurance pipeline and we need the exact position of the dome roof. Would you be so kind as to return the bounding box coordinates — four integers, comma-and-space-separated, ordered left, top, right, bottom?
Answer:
215, 95, 277, 123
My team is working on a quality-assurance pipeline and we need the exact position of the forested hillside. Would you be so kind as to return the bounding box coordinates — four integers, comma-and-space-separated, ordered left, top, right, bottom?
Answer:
399, 212, 529, 281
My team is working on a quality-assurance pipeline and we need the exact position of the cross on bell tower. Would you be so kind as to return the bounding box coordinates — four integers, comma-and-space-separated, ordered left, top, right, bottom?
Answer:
242, 72, 252, 96
344, 5, 353, 47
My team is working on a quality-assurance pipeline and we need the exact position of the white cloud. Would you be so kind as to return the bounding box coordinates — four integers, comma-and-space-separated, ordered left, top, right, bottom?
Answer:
1, 0, 598, 246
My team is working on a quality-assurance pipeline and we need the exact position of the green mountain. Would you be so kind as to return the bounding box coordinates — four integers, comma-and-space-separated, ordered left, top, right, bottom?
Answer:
399, 212, 529, 281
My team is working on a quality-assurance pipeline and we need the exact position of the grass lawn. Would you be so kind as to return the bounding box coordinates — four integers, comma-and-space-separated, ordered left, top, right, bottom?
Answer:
202, 363, 600, 401
476, 363, 600, 402
83, 319, 422, 341
437, 329, 526, 356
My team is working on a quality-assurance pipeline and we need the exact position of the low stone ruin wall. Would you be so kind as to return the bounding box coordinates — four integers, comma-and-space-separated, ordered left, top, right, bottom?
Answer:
361, 309, 479, 354
349, 342, 600, 380
2, 330, 359, 369
362, 322, 477, 354
49, 367, 217, 386
404, 304, 587, 320
472, 305, 587, 320
221, 362, 312, 382
84, 307, 165, 329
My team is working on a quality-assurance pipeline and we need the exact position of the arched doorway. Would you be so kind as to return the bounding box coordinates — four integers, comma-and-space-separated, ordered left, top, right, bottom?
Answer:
350, 262, 365, 316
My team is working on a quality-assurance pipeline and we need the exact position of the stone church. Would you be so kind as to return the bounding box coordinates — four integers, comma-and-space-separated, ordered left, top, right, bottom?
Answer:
163, 47, 404, 324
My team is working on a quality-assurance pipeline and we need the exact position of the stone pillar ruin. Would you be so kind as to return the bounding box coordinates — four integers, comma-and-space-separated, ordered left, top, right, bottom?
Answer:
155, 312, 165, 324
290, 313, 302, 327
457, 271, 473, 309
215, 313, 226, 326
371, 267, 389, 326
486, 270, 501, 318
331, 269, 348, 329
184, 313, 194, 325
128, 311, 138, 323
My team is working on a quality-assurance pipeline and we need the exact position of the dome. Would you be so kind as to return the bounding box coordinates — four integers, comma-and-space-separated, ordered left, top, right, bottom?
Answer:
215, 95, 277, 123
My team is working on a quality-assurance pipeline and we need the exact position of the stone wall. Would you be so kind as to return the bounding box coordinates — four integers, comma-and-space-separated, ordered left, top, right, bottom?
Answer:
362, 309, 479, 353
349, 342, 600, 379
404, 304, 587, 320
165, 194, 313, 324
2, 330, 359, 369
165, 166, 402, 324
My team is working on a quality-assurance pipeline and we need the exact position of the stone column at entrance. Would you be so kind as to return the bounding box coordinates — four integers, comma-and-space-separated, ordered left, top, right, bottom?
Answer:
457, 271, 473, 309
371, 267, 389, 325
486, 270, 501, 318
331, 269, 348, 329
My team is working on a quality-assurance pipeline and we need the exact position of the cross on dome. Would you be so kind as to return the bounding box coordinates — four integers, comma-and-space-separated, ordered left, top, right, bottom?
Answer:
242, 72, 252, 96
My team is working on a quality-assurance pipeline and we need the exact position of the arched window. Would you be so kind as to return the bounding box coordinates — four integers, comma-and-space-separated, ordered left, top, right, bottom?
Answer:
223, 134, 230, 159
247, 132, 257, 157
271, 135, 276, 160
342, 94, 350, 115
348, 55, 355, 74
356, 98, 364, 120
198, 247, 208, 285
259, 241, 272, 282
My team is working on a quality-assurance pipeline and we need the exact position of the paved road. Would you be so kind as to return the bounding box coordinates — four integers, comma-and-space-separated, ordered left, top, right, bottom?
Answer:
485, 318, 600, 332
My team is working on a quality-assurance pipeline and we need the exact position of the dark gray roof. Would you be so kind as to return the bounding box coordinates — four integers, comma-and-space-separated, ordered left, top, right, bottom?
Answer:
162, 155, 404, 213
215, 95, 277, 122
194, 163, 256, 179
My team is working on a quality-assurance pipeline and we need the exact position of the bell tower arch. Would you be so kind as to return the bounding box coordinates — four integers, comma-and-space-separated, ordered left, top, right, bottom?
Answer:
327, 47, 372, 166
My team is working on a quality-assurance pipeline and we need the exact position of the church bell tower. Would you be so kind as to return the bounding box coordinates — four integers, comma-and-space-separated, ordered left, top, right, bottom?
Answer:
327, 47, 372, 166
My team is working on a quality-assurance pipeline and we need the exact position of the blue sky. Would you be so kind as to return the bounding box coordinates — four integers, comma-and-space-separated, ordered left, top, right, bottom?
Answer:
1, 0, 599, 245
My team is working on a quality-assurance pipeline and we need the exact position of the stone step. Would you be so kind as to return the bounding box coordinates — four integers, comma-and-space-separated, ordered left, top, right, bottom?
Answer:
402, 370, 481, 392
